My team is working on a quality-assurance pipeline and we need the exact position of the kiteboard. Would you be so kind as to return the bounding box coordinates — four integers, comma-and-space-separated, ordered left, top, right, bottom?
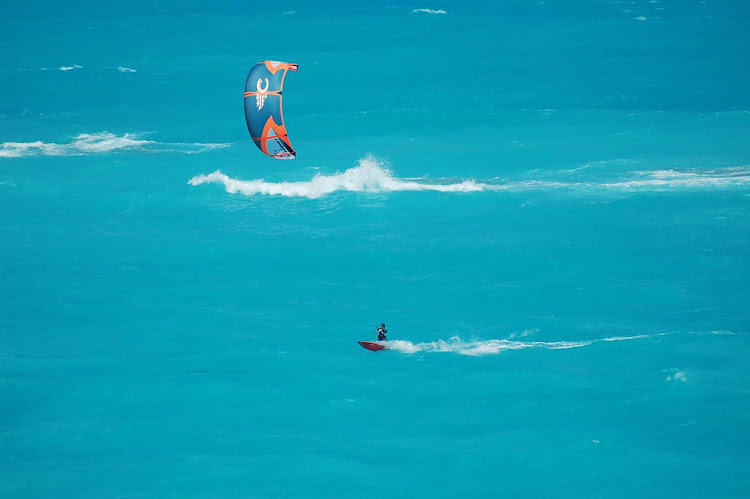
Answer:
358, 341, 389, 352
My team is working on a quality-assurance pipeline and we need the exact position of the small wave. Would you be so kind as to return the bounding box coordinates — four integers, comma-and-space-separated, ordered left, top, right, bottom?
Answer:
189, 156, 750, 199
59, 64, 82, 71
118, 66, 137, 73
411, 8, 447, 15
384, 333, 668, 356
189, 155, 489, 199
0, 132, 229, 158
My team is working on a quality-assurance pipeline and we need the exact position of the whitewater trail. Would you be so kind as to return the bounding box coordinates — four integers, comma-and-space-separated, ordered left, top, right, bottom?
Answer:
382, 334, 668, 356
378, 330, 736, 356
379, 331, 734, 356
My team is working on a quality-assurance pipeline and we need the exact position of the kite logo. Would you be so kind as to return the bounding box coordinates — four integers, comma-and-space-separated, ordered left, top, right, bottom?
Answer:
256, 78, 269, 110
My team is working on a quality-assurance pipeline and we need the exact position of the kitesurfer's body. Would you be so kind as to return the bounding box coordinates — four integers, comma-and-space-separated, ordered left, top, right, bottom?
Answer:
376, 323, 387, 341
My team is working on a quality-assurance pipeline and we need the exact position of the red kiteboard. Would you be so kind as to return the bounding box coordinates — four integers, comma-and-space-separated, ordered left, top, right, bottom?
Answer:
358, 341, 389, 352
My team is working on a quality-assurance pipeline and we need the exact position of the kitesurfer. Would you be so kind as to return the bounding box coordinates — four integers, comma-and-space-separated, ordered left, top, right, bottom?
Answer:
376, 323, 387, 341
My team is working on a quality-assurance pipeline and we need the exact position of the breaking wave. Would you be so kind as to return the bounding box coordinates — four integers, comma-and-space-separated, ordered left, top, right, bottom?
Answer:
385, 333, 672, 356
188, 156, 750, 199
189, 155, 491, 199
0, 132, 229, 158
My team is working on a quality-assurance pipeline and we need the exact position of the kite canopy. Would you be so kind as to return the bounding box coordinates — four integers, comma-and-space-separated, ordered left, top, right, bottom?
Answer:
243, 60, 298, 159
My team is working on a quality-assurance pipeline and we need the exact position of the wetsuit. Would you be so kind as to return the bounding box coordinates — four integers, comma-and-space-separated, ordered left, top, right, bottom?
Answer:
377, 328, 387, 341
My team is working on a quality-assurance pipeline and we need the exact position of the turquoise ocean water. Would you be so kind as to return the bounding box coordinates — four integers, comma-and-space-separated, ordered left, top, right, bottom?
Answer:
2, 1, 750, 497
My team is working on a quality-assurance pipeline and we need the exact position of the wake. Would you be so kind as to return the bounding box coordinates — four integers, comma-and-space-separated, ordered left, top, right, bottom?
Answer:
384, 333, 670, 356
188, 156, 750, 199
383, 331, 736, 356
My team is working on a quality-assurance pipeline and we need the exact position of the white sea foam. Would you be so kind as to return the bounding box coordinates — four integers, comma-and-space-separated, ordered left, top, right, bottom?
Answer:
185, 142, 231, 154
665, 369, 688, 382
599, 333, 658, 342
189, 155, 491, 199
118, 66, 137, 73
189, 156, 750, 199
412, 8, 447, 15
605, 168, 750, 189
0, 132, 229, 158
384, 333, 668, 356
60, 64, 82, 71
508, 329, 538, 339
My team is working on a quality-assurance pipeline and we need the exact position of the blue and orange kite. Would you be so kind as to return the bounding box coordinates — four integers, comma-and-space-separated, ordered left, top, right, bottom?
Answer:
243, 60, 298, 159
